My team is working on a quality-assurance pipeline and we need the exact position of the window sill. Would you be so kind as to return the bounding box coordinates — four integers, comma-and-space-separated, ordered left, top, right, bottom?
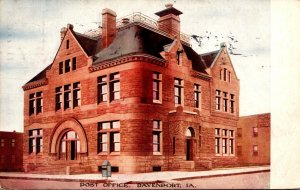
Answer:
153, 100, 162, 104
109, 152, 120, 156
153, 152, 162, 156
98, 152, 120, 156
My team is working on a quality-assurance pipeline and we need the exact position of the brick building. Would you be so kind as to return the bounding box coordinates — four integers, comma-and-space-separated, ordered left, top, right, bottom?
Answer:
22, 4, 240, 174
0, 131, 23, 171
237, 113, 270, 165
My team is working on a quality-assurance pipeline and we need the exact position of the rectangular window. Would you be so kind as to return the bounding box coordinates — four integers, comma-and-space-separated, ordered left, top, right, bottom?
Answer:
36, 92, 43, 114
29, 92, 43, 115
29, 129, 43, 154
223, 68, 227, 81
216, 90, 221, 110
65, 59, 71, 73
174, 78, 183, 106
11, 139, 15, 147
215, 128, 220, 136
153, 72, 162, 103
215, 138, 220, 154
228, 71, 231, 83
253, 127, 258, 137
72, 57, 77, 70
110, 132, 120, 152
199, 126, 202, 148
98, 133, 107, 152
253, 145, 258, 156
223, 92, 228, 112
66, 40, 69, 49
97, 76, 108, 103
109, 73, 120, 101
230, 94, 235, 113
64, 84, 71, 109
73, 82, 81, 108
59, 62, 63, 74
153, 120, 162, 153
222, 129, 227, 136
98, 121, 120, 153
229, 139, 234, 154
0, 139, 4, 147
55, 87, 62, 111
215, 128, 220, 154
222, 138, 227, 154
29, 93, 35, 115
194, 84, 201, 108
173, 137, 176, 155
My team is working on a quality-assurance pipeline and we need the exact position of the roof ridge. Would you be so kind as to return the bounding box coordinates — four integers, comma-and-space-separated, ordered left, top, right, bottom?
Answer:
200, 49, 220, 56
75, 32, 99, 41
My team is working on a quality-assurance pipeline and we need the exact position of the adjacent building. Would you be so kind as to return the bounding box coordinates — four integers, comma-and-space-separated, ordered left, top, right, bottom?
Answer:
22, 4, 240, 174
237, 113, 270, 165
0, 131, 23, 172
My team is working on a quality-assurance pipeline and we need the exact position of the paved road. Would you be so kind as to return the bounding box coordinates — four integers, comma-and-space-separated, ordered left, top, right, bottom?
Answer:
0, 172, 270, 189
179, 172, 270, 189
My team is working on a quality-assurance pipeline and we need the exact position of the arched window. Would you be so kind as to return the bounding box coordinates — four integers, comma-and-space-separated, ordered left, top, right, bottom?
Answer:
60, 131, 80, 160
185, 127, 195, 138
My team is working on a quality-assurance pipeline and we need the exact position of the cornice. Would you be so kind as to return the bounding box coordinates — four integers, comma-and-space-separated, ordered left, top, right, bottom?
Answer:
22, 79, 48, 91
190, 70, 211, 81
89, 53, 166, 72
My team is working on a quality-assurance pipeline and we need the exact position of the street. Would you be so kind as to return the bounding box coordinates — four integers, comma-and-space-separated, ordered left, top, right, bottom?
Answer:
0, 172, 269, 189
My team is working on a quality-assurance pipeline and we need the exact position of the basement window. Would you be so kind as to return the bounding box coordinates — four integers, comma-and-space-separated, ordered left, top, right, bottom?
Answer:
153, 166, 161, 172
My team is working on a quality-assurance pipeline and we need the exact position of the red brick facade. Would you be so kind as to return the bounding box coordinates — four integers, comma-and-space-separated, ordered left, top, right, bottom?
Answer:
0, 131, 23, 171
22, 5, 240, 174
237, 113, 270, 165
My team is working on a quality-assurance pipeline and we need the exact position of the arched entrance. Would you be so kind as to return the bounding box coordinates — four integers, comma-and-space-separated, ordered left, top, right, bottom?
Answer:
185, 127, 195, 161
49, 118, 88, 159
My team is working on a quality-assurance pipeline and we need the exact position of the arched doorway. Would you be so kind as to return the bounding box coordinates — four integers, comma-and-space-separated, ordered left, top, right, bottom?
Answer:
49, 118, 88, 159
185, 127, 195, 161
60, 131, 80, 160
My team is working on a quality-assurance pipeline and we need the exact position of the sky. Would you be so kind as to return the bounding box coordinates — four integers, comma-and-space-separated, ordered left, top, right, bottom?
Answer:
0, 0, 271, 132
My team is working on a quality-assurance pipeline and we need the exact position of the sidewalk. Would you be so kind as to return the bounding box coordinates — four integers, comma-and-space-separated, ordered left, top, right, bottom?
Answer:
0, 165, 270, 183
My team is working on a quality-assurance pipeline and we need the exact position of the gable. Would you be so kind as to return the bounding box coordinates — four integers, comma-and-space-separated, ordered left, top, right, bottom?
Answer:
210, 47, 239, 81
163, 38, 208, 74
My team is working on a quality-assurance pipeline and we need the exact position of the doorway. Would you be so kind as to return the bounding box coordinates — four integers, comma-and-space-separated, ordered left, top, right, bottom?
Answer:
60, 131, 80, 160
185, 127, 195, 161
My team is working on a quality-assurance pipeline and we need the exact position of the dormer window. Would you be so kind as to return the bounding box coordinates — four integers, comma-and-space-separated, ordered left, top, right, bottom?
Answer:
66, 40, 69, 49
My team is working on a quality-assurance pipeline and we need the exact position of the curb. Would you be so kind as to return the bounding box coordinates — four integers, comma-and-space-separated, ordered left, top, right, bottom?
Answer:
173, 169, 270, 181
0, 169, 270, 184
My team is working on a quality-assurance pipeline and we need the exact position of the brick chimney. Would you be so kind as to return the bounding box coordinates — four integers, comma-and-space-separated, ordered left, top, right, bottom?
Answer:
60, 27, 67, 41
155, 3, 182, 38
60, 24, 73, 41
102, 8, 117, 48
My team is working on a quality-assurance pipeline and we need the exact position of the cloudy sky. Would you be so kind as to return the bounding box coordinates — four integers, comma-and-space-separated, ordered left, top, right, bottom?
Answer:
0, 0, 270, 132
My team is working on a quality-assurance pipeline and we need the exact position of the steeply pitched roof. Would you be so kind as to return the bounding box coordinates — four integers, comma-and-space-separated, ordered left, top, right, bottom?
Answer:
25, 23, 210, 86
93, 24, 208, 74
27, 64, 51, 83
200, 50, 220, 68
93, 25, 173, 63
74, 32, 99, 56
